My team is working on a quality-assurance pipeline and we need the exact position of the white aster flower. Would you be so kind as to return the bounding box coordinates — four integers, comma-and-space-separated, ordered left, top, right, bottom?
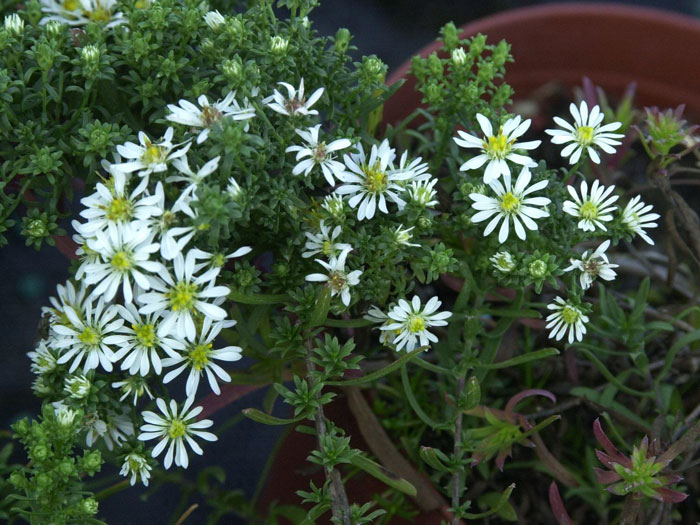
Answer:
406, 178, 439, 208
562, 179, 618, 232
190, 246, 253, 283
166, 94, 255, 144
564, 239, 619, 290
305, 247, 362, 307
396, 151, 432, 185
138, 397, 217, 470
85, 410, 134, 450
140, 183, 196, 261
83, 223, 161, 303
545, 297, 589, 344
321, 194, 345, 218
168, 155, 220, 195
470, 167, 551, 243
138, 251, 230, 340
28, 340, 58, 374
39, 0, 125, 28
43, 280, 88, 325
113, 128, 190, 179
162, 318, 242, 397
545, 101, 624, 164
203, 10, 224, 30
120, 452, 152, 487
381, 296, 452, 352
336, 140, 415, 220
53, 298, 123, 373
302, 220, 351, 258
75, 171, 162, 236
490, 251, 515, 273
4, 14, 24, 35
226, 177, 243, 200
64, 373, 91, 399
112, 376, 154, 405
393, 225, 420, 247
454, 113, 541, 184
285, 125, 351, 185
264, 78, 324, 117
364, 305, 398, 346
620, 195, 660, 245
108, 303, 184, 376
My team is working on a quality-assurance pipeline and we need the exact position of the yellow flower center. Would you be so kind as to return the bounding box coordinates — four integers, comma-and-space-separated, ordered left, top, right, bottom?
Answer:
141, 142, 167, 166
579, 201, 598, 220
484, 130, 513, 159
167, 282, 197, 311
363, 163, 388, 194
408, 315, 425, 333
211, 253, 226, 267
110, 250, 133, 271
328, 272, 346, 292
500, 192, 520, 214
313, 143, 328, 163
575, 126, 595, 146
134, 0, 149, 8
201, 105, 222, 127
561, 306, 581, 325
188, 343, 213, 371
133, 323, 157, 348
105, 197, 132, 222
167, 419, 187, 439
78, 326, 100, 346
87, 6, 112, 22
62, 0, 79, 10
322, 240, 333, 256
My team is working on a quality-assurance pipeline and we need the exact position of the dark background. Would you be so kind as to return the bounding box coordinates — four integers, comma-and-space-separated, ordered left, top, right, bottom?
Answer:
2, 1, 698, 523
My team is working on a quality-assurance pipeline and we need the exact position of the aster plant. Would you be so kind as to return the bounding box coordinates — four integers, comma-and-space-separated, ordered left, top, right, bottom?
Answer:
3, 1, 699, 524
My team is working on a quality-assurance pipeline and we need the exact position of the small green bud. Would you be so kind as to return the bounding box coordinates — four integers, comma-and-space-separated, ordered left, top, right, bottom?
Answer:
81, 497, 99, 515
31, 444, 49, 462
9, 470, 27, 489
427, 53, 443, 77
203, 10, 225, 30
36, 472, 52, 489
44, 20, 64, 39
83, 450, 102, 473
222, 57, 242, 82
441, 21, 459, 50
270, 35, 289, 54
80, 44, 100, 67
361, 55, 386, 84
12, 418, 30, 436
334, 27, 351, 54
417, 215, 433, 229
469, 34, 486, 57
425, 82, 443, 106
528, 259, 548, 278
225, 16, 245, 39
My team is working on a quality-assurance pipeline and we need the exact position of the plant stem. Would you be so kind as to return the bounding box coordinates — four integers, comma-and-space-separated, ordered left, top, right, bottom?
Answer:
451, 376, 466, 525
304, 340, 351, 524
658, 419, 700, 465
620, 494, 642, 525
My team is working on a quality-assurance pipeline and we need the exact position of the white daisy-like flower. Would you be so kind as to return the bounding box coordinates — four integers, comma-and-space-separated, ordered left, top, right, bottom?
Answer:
545, 101, 624, 164
166, 94, 255, 144
64, 373, 91, 399
137, 251, 230, 340
113, 128, 191, 179
285, 125, 351, 186
190, 246, 253, 283
203, 10, 224, 30
302, 220, 351, 258
335, 140, 415, 220
85, 410, 134, 450
264, 78, 324, 117
364, 305, 398, 346
112, 376, 154, 405
564, 240, 619, 290
108, 303, 184, 376
469, 167, 551, 243
406, 178, 439, 208
39, 0, 125, 28
28, 340, 58, 375
546, 297, 589, 344
381, 296, 452, 352
396, 151, 432, 185
168, 155, 220, 195
490, 251, 515, 273
83, 224, 161, 303
393, 225, 420, 247
138, 397, 217, 470
162, 318, 242, 397
562, 179, 619, 232
42, 280, 88, 325
140, 183, 196, 261
620, 195, 660, 245
120, 452, 153, 487
53, 298, 123, 373
305, 247, 362, 307
454, 113, 541, 184
226, 176, 243, 200
321, 194, 345, 218
74, 171, 162, 236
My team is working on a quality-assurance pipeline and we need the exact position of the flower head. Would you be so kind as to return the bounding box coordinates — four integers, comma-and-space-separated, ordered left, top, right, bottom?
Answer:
285, 125, 351, 186
64, 373, 91, 399
545, 297, 589, 344
406, 178, 439, 208
470, 167, 551, 243
120, 452, 153, 486
264, 78, 324, 117
113, 128, 191, 179
454, 113, 540, 184
302, 220, 351, 258
562, 179, 618, 232
621, 195, 660, 245
490, 251, 515, 273
112, 375, 154, 405
40, 0, 125, 28
305, 247, 362, 307
380, 296, 452, 352
203, 10, 225, 30
138, 397, 217, 469
4, 14, 24, 35
546, 101, 624, 164
564, 240, 619, 290
167, 93, 255, 144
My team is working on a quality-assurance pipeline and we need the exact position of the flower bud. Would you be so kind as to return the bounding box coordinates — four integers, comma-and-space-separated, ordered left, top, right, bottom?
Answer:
203, 10, 225, 30
4, 14, 24, 36
270, 35, 288, 55
451, 47, 467, 67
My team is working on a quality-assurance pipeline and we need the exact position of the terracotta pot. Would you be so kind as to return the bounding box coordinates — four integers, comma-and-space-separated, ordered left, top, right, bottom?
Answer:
384, 3, 700, 127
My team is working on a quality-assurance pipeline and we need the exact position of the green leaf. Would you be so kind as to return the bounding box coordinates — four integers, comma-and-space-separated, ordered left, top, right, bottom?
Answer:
478, 491, 518, 521
400, 363, 444, 429
308, 286, 332, 328
472, 348, 559, 370
349, 454, 417, 496
656, 329, 700, 384
463, 483, 515, 519
325, 347, 426, 386
577, 348, 654, 398
242, 408, 304, 426
419, 446, 452, 472
229, 289, 289, 305
323, 318, 374, 328
476, 308, 541, 318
